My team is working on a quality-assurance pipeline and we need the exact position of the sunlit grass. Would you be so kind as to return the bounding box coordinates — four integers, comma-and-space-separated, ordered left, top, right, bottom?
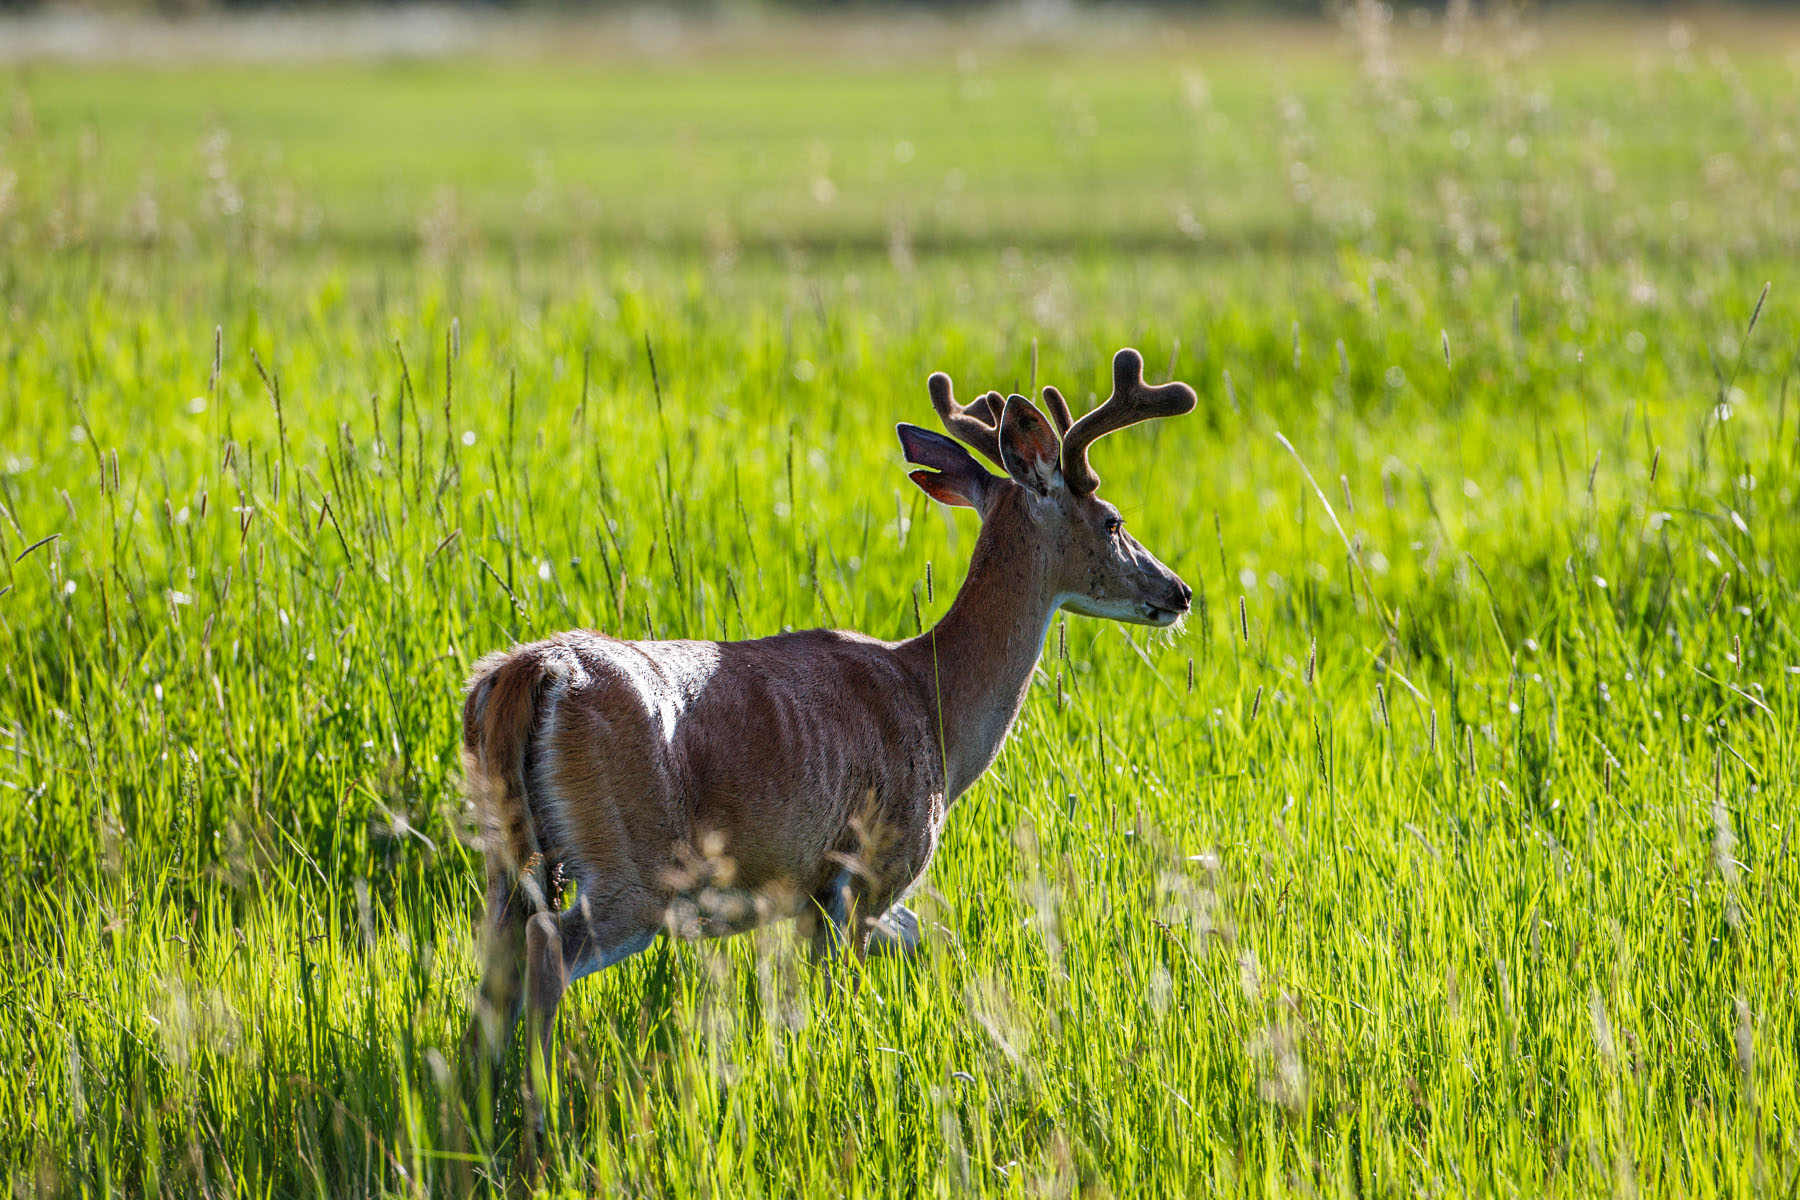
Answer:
1, 10, 1797, 1196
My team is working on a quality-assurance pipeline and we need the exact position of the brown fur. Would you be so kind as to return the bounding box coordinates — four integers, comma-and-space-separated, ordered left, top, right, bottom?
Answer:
463, 352, 1196, 1109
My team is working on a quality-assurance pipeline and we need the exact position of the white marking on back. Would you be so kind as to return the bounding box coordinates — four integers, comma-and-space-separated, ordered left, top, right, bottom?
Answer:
568, 632, 720, 745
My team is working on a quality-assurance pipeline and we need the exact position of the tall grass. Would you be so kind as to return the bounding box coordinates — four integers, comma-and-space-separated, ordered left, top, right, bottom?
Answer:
1, 11, 1797, 1195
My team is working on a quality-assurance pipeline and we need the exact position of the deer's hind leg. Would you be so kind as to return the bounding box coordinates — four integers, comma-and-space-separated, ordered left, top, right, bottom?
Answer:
458, 857, 553, 1155
523, 893, 661, 1092
465, 864, 534, 1071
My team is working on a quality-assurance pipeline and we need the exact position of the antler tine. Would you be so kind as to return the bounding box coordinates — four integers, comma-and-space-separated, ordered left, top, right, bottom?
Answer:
1040, 385, 1074, 436
927, 372, 1005, 468
1060, 347, 1197, 495
968, 390, 1005, 428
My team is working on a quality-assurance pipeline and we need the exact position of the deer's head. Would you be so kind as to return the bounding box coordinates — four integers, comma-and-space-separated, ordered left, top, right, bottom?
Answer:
897, 347, 1195, 628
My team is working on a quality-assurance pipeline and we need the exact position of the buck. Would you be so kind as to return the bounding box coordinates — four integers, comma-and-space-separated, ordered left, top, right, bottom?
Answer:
463, 346, 1196, 1082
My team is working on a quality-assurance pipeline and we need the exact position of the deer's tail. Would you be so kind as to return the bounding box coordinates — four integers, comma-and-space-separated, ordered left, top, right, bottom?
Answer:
463, 646, 554, 916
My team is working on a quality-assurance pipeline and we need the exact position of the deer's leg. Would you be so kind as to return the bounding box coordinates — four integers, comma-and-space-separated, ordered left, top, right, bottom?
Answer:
806, 869, 855, 963
521, 896, 661, 1124
524, 901, 660, 1059
457, 862, 542, 1159
465, 866, 530, 1073
809, 871, 920, 959
851, 811, 937, 960
810, 812, 936, 971
868, 902, 922, 957
846, 878, 923, 960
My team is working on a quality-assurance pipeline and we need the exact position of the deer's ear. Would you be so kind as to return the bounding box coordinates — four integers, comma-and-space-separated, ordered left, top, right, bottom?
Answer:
898, 423, 997, 511
998, 394, 1063, 496
909, 469, 979, 509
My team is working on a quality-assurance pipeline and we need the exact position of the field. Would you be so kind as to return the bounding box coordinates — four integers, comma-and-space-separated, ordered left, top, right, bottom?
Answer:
2, 9, 1799, 1195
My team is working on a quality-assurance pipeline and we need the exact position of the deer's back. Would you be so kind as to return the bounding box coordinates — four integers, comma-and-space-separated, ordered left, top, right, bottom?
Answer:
522, 628, 943, 897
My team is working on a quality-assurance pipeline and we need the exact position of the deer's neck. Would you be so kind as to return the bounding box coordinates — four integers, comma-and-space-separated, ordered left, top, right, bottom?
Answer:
898, 492, 1058, 802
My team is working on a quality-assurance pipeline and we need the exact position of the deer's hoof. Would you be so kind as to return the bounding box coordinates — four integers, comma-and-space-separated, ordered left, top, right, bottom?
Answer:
868, 903, 922, 957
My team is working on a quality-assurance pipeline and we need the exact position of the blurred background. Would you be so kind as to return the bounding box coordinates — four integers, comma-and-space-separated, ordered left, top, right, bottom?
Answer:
4, 0, 1799, 1193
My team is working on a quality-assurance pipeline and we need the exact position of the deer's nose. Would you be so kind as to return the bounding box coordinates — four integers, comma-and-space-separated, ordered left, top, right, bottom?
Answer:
1173, 580, 1194, 610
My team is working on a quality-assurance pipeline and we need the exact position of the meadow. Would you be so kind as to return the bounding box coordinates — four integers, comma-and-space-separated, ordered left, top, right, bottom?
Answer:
2, 9, 1798, 1195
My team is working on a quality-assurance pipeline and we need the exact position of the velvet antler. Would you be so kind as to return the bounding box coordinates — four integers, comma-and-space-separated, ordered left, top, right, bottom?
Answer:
1059, 348, 1197, 495
926, 372, 1007, 469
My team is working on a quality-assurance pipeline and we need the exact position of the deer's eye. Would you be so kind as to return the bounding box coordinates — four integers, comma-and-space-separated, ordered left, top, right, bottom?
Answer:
1104, 516, 1125, 537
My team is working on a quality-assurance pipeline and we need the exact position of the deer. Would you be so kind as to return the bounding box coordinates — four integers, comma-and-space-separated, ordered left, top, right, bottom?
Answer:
461, 346, 1196, 1093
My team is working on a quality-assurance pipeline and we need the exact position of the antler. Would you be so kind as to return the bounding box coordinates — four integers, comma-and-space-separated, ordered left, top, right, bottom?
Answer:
927, 373, 1006, 469
1060, 348, 1197, 495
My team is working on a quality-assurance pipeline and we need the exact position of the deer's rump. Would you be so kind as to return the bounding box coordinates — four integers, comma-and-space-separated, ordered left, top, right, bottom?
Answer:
471, 628, 945, 919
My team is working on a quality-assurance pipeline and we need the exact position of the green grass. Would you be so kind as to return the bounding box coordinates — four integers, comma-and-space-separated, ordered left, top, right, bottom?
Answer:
3, 11, 1799, 1195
